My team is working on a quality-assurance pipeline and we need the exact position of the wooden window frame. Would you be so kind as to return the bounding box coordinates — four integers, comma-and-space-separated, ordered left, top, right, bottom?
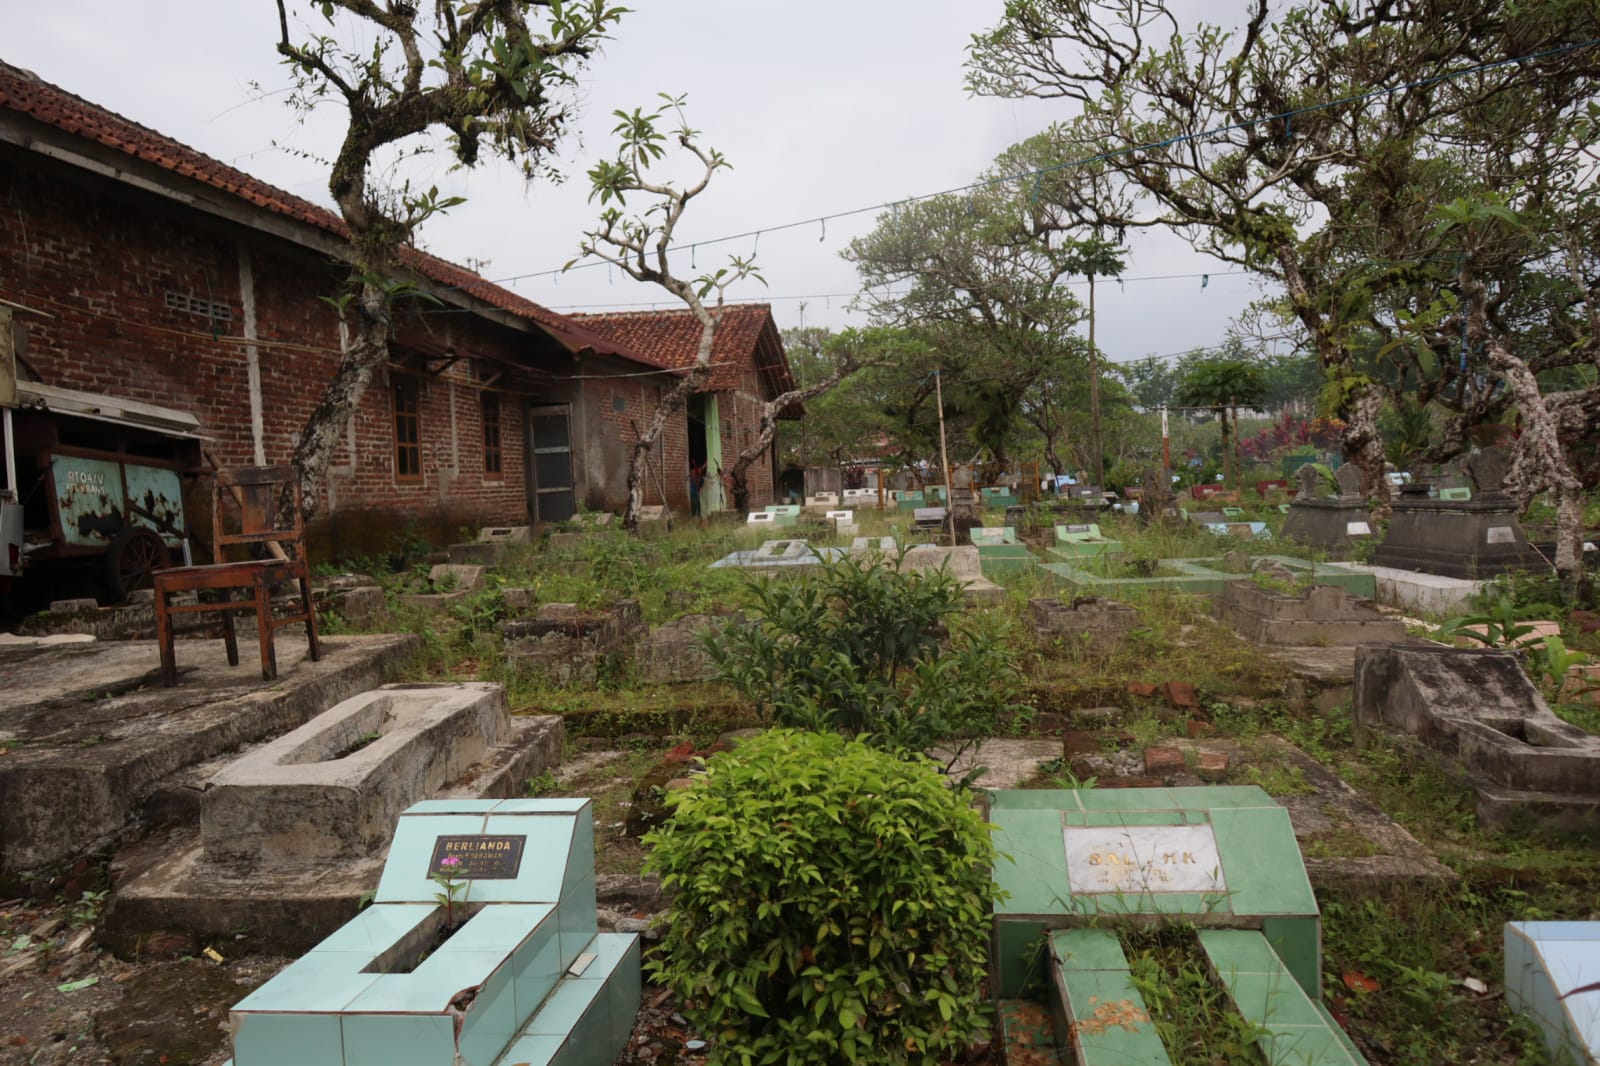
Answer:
392, 377, 423, 483
481, 390, 504, 481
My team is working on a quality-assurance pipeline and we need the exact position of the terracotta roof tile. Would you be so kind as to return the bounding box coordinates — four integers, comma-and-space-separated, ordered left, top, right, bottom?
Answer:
575, 304, 795, 396
0, 59, 663, 370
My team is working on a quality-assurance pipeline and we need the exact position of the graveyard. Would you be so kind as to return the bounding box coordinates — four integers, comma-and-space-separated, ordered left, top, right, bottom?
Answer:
0, 482, 1597, 1066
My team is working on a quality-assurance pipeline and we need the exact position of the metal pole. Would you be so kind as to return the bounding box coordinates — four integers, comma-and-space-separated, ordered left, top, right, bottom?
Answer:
1088, 274, 1104, 492
1161, 405, 1170, 479
2, 407, 14, 500
934, 368, 953, 528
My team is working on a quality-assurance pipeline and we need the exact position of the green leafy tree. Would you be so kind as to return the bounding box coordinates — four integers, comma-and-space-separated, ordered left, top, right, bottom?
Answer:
843, 131, 1100, 470
1174, 357, 1267, 486
645, 729, 999, 1066
273, 0, 625, 516
966, 0, 1600, 518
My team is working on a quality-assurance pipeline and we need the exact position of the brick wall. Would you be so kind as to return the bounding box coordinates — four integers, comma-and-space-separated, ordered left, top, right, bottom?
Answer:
0, 153, 595, 560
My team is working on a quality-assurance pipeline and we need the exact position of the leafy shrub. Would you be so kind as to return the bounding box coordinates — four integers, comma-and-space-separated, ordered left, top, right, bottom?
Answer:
705, 552, 1026, 755
644, 729, 998, 1066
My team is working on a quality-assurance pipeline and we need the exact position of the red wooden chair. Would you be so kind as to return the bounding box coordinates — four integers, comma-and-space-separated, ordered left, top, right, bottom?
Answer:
153, 465, 321, 686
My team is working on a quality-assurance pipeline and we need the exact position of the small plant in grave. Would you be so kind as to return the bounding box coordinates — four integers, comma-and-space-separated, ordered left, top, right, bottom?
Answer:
1436, 595, 1543, 649
644, 730, 998, 1066
430, 856, 468, 932
704, 551, 1028, 771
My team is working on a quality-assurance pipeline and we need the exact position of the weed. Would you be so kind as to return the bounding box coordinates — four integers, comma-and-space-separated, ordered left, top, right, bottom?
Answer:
525, 770, 556, 797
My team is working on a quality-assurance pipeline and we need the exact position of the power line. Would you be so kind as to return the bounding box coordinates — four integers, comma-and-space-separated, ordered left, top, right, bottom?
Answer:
530, 270, 1252, 312
470, 37, 1599, 291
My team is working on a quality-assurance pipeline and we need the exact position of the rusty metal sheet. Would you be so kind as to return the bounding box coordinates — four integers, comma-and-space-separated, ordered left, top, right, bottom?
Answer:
51, 455, 126, 548
124, 462, 185, 547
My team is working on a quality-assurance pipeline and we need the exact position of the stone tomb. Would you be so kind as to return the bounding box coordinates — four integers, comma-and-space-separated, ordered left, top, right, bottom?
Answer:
1505, 921, 1600, 1065
825, 509, 856, 535
1215, 582, 1407, 646
990, 787, 1367, 1065
899, 544, 1005, 603
1028, 596, 1140, 656
841, 487, 878, 509
970, 526, 1036, 576
224, 798, 639, 1066
107, 684, 562, 955
1354, 644, 1600, 833
503, 601, 645, 686
1280, 463, 1374, 560
448, 526, 532, 567
398, 564, 483, 613
1373, 448, 1550, 578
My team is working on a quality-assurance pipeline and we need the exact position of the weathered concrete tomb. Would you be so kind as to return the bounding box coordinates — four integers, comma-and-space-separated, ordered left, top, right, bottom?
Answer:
107, 683, 562, 955
1028, 596, 1141, 655
1354, 644, 1600, 834
1215, 582, 1407, 646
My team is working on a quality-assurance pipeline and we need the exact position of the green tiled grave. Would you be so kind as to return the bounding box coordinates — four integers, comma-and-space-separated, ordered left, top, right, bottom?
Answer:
896, 489, 926, 510
970, 526, 1019, 546
1049, 523, 1125, 559
226, 799, 638, 1066
989, 787, 1363, 1064
1041, 554, 1374, 599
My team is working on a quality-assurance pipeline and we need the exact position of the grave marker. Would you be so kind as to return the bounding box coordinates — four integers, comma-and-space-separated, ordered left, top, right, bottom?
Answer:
990, 787, 1368, 1065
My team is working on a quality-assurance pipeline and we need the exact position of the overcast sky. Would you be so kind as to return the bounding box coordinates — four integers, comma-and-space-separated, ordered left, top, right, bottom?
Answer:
6, 1, 1267, 365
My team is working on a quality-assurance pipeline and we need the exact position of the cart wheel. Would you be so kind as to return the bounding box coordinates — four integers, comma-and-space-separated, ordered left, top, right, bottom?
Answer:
105, 526, 171, 602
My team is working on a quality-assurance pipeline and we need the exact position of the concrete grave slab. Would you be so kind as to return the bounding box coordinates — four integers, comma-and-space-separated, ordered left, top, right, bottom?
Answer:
203, 684, 515, 864
223, 799, 638, 1066
0, 634, 417, 880
1030, 597, 1141, 655
899, 545, 1005, 603
106, 685, 563, 956
448, 526, 532, 566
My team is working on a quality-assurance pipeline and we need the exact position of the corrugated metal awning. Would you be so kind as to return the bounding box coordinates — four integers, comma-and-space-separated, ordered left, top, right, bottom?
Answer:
11, 381, 210, 439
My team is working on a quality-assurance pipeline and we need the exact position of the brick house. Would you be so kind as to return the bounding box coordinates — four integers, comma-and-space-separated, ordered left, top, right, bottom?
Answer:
576, 305, 798, 514
0, 60, 794, 566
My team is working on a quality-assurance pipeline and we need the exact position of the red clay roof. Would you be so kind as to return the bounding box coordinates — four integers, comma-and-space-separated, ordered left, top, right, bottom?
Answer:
575, 304, 796, 396
0, 59, 662, 370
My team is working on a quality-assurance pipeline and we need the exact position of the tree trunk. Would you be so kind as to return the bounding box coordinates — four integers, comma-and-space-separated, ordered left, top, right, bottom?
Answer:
623, 368, 707, 533
292, 280, 389, 519
1341, 381, 1393, 519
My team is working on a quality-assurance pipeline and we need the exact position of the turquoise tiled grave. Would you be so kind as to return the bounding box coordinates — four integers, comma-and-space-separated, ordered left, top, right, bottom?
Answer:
1506, 921, 1600, 1065
226, 798, 639, 1066
990, 787, 1365, 1065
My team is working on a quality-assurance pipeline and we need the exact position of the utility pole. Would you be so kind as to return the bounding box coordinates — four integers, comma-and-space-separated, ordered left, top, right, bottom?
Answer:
934, 366, 953, 515
1088, 272, 1104, 491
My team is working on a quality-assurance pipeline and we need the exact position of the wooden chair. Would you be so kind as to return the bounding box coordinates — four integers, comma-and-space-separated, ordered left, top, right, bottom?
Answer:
153, 465, 321, 686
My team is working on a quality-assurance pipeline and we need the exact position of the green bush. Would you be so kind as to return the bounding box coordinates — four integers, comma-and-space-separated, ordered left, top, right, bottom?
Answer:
705, 552, 1026, 755
644, 729, 998, 1065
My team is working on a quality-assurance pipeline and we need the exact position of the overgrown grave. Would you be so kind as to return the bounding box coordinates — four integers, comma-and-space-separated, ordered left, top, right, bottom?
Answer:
1280, 463, 1375, 560
989, 786, 1370, 1064
1373, 448, 1552, 579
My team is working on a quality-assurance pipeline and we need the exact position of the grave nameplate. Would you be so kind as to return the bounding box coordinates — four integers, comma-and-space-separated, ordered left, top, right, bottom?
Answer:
1486, 526, 1515, 544
1347, 521, 1372, 535
1063, 524, 1092, 534
428, 834, 527, 879
1063, 825, 1227, 894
